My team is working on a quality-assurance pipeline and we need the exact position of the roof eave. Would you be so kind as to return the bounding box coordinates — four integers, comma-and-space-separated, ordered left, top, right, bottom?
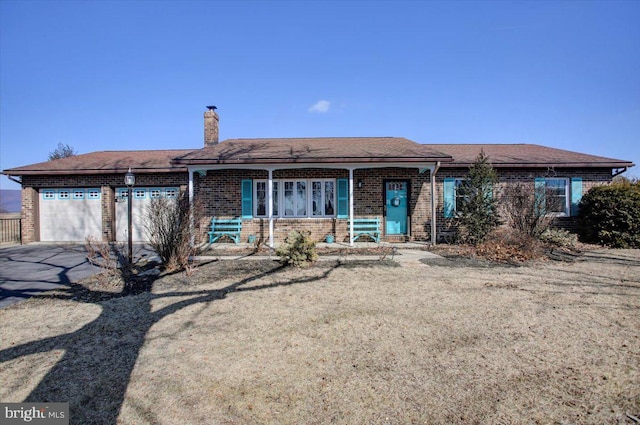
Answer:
2, 167, 187, 176
440, 161, 635, 169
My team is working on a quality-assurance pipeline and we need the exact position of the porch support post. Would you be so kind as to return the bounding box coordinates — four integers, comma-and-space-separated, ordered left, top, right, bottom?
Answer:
430, 162, 440, 246
349, 167, 354, 247
268, 168, 274, 249
188, 168, 195, 247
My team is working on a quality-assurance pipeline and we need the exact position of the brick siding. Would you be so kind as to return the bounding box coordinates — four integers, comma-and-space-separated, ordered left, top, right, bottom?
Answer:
18, 167, 615, 244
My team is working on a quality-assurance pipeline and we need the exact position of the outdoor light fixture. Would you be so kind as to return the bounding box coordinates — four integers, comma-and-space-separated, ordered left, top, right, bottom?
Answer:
125, 168, 136, 187
124, 168, 135, 266
357, 179, 363, 189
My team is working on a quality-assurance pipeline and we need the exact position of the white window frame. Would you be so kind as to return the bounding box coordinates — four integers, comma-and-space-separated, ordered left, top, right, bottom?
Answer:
453, 178, 467, 212
544, 178, 570, 217
254, 179, 337, 219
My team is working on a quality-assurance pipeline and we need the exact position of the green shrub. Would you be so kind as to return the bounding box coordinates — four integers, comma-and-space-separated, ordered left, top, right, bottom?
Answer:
539, 229, 577, 249
578, 182, 640, 248
276, 231, 318, 267
456, 151, 501, 245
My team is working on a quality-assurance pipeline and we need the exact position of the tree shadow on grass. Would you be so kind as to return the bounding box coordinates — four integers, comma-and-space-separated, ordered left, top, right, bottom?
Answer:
0, 260, 342, 424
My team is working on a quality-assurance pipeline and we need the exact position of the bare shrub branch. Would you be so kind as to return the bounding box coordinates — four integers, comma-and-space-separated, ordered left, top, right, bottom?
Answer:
143, 192, 202, 274
500, 181, 560, 238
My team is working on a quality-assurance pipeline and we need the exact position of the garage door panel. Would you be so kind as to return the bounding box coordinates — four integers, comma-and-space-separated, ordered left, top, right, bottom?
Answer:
39, 189, 102, 242
116, 187, 178, 242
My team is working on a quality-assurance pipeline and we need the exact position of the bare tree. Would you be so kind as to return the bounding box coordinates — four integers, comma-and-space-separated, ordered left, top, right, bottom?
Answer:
48, 143, 76, 161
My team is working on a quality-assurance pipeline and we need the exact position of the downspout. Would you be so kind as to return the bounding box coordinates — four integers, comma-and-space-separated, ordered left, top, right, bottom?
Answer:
7, 175, 22, 185
612, 167, 628, 178
431, 162, 440, 246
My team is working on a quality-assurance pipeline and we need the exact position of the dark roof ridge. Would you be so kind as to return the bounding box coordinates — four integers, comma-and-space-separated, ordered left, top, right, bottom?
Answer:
223, 136, 399, 141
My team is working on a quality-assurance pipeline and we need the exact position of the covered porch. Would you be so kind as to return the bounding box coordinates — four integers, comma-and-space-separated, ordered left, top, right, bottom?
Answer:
187, 162, 442, 247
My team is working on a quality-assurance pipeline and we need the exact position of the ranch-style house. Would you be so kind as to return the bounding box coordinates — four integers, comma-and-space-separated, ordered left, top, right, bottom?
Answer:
2, 108, 634, 247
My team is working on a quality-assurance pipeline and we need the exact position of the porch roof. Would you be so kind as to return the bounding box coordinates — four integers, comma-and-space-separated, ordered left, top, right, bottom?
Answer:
173, 137, 454, 166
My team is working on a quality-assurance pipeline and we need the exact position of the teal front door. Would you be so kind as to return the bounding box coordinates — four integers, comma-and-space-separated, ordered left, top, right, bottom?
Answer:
385, 181, 408, 235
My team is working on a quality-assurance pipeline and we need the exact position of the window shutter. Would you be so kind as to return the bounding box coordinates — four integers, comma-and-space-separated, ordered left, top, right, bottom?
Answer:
337, 178, 348, 218
443, 178, 455, 218
571, 177, 582, 217
534, 177, 546, 214
241, 179, 253, 219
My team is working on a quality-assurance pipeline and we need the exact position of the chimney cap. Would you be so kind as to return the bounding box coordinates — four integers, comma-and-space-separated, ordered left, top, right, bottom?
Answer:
206, 105, 217, 111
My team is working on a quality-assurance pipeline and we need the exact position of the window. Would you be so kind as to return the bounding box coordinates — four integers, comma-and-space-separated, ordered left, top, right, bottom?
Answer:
165, 188, 178, 199
150, 189, 162, 199
537, 178, 569, 216
254, 179, 336, 218
134, 189, 146, 199
58, 190, 70, 200
42, 190, 55, 200
454, 178, 467, 212
87, 189, 101, 200
284, 181, 307, 216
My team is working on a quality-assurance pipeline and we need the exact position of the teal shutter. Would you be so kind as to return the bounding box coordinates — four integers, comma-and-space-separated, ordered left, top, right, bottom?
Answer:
571, 177, 582, 217
534, 177, 546, 214
241, 179, 253, 219
443, 178, 455, 218
337, 178, 349, 218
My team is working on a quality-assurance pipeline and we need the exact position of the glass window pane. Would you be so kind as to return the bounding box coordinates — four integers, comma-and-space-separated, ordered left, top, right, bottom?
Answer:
297, 181, 306, 216
256, 182, 266, 216
325, 181, 335, 215
312, 181, 322, 216
546, 179, 567, 213
272, 181, 278, 216
284, 181, 294, 216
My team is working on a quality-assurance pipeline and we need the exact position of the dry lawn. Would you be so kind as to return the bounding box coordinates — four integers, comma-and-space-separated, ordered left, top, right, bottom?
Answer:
1, 249, 639, 424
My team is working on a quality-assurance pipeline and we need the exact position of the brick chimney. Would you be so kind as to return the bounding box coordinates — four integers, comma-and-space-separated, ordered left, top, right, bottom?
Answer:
204, 106, 219, 146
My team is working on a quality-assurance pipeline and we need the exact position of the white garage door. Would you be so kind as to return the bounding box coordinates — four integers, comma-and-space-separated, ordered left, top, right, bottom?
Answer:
116, 187, 179, 242
39, 188, 103, 242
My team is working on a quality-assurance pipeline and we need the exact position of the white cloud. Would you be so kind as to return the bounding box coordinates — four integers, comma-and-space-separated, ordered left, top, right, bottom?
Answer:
308, 100, 330, 114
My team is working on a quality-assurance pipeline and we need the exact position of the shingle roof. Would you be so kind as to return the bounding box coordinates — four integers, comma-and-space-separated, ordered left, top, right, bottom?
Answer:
173, 137, 454, 165
3, 150, 192, 176
3, 141, 634, 177
433, 144, 634, 168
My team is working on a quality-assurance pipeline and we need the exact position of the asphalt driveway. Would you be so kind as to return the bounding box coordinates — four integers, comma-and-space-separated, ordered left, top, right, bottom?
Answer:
0, 244, 101, 308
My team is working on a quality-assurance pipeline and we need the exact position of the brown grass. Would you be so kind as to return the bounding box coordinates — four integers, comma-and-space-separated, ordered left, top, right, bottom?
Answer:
1, 250, 639, 424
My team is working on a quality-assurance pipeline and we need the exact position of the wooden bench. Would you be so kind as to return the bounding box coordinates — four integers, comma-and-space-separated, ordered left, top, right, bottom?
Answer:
351, 217, 381, 243
208, 218, 242, 244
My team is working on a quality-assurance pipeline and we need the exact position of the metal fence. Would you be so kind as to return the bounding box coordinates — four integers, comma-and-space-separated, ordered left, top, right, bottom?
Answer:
0, 213, 21, 244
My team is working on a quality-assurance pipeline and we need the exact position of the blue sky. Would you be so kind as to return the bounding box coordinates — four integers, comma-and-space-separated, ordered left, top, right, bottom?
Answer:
1, 0, 639, 189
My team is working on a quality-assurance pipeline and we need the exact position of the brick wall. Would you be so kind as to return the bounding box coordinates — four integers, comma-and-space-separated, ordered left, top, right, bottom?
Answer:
17, 166, 616, 244
433, 167, 614, 239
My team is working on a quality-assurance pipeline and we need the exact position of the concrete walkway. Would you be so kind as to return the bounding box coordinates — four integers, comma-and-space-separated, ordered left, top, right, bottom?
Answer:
195, 242, 442, 266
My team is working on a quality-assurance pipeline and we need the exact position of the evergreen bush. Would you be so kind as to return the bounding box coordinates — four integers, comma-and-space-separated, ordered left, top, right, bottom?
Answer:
276, 231, 318, 267
578, 182, 640, 248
